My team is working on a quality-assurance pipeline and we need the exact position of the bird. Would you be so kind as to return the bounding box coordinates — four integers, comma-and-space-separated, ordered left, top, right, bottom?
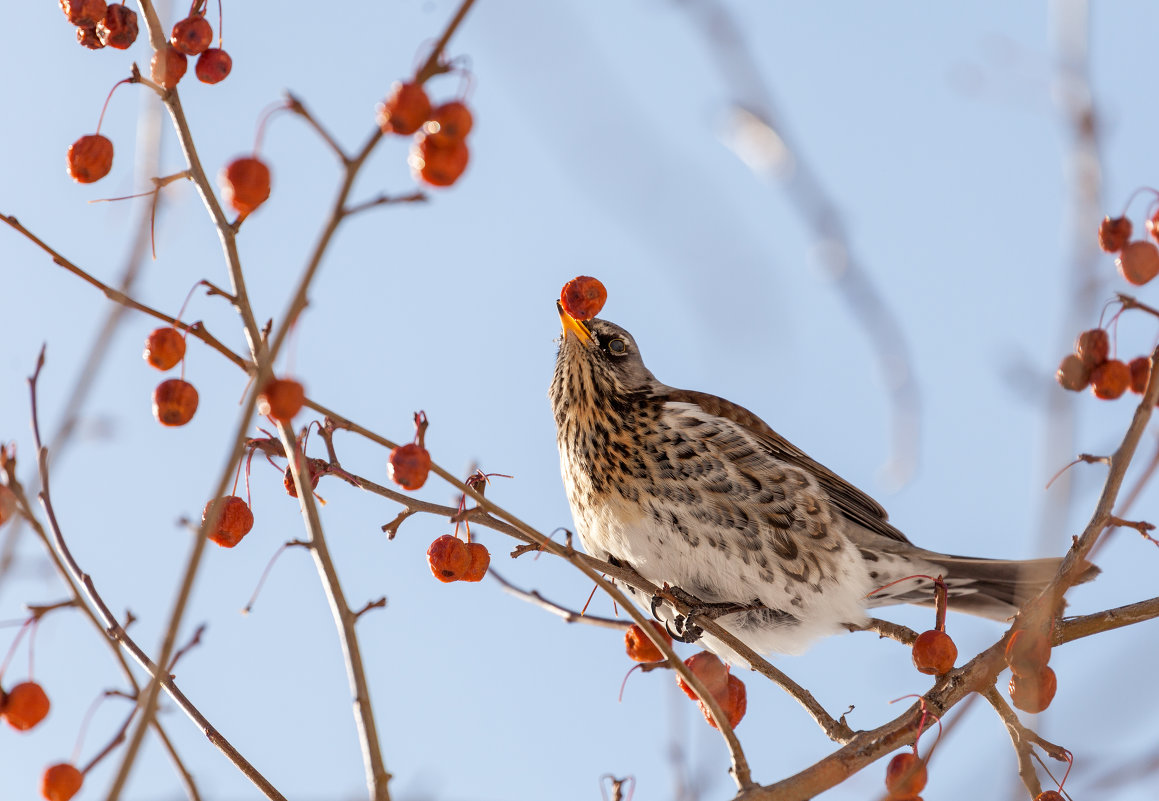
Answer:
549, 304, 1095, 661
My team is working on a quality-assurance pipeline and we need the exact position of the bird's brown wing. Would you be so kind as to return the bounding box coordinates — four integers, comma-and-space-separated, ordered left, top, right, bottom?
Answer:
666, 389, 911, 544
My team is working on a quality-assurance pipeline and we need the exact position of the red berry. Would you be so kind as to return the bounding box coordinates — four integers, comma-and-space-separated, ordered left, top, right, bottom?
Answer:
283, 459, 324, 498
3, 681, 50, 731
1055, 354, 1090, 392
258, 378, 305, 423
423, 101, 474, 147
143, 327, 185, 370
409, 136, 469, 187
196, 48, 232, 84
1075, 329, 1109, 368
220, 157, 271, 217
1009, 665, 1057, 713
700, 674, 746, 730
202, 496, 254, 548
1117, 240, 1159, 286
1090, 359, 1130, 400
1036, 792, 1064, 801
377, 82, 431, 135
60, 0, 107, 27
171, 14, 212, 55
1098, 215, 1132, 253
1129, 356, 1151, 394
97, 4, 137, 49
560, 276, 608, 321
67, 134, 113, 184
427, 534, 470, 582
460, 541, 490, 582
676, 651, 729, 701
151, 44, 188, 90
912, 629, 957, 675
1004, 630, 1051, 677
41, 763, 84, 801
388, 443, 431, 490
624, 621, 671, 663
885, 752, 928, 797
76, 24, 105, 49
152, 378, 199, 426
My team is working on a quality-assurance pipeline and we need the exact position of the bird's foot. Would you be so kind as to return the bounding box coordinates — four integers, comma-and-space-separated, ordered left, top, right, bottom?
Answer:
650, 586, 756, 643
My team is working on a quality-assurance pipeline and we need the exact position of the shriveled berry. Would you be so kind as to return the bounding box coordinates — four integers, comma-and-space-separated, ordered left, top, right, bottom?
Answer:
1090, 359, 1130, 400
152, 378, 198, 426
1056, 354, 1090, 392
143, 327, 185, 370
76, 24, 105, 49
283, 459, 324, 498
196, 48, 232, 84
677, 651, 729, 701
97, 4, 138, 49
67, 134, 113, 184
202, 496, 253, 548
561, 276, 608, 321
171, 14, 212, 55
1075, 329, 1109, 368
3, 681, 50, 731
1148, 214, 1159, 245
376, 82, 431, 135
1005, 630, 1051, 677
912, 629, 957, 675
700, 674, 746, 729
427, 534, 470, 582
388, 443, 431, 490
1098, 215, 1132, 253
624, 621, 672, 663
1009, 665, 1057, 713
409, 136, 469, 187
460, 541, 490, 582
1117, 240, 1159, 286
1035, 792, 1064, 801
258, 378, 305, 423
60, 0, 107, 27
1129, 356, 1151, 394
423, 101, 474, 147
885, 752, 928, 797
220, 157, 271, 216
0, 484, 18, 528
151, 44, 188, 90
41, 763, 84, 801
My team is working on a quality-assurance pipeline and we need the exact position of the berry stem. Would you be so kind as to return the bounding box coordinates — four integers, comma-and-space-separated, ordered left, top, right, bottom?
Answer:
0, 618, 31, 683
933, 575, 948, 632
96, 78, 134, 136
215, 0, 224, 45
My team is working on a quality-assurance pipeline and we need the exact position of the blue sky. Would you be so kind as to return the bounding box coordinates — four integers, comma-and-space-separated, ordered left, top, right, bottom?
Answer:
2, 2, 1159, 799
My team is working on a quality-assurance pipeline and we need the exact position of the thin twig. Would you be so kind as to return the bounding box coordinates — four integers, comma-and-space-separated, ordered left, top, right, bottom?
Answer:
489, 569, 630, 630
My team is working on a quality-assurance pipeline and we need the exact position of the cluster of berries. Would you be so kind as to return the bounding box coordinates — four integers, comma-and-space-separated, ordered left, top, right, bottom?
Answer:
143, 326, 199, 426
1, 679, 84, 800
1056, 328, 1150, 400
61, 1, 138, 51
377, 81, 474, 188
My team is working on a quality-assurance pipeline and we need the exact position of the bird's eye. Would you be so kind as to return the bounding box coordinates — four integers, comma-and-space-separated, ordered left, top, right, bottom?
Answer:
606, 338, 628, 355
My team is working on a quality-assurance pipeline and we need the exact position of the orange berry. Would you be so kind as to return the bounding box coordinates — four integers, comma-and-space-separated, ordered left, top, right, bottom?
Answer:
560, 276, 608, 321
912, 629, 957, 675
885, 752, 928, 797
196, 49, 232, 84
427, 534, 470, 582
1009, 665, 1057, 713
143, 327, 185, 371
1036, 792, 1064, 801
171, 14, 212, 55
460, 541, 491, 582
220, 157, 271, 217
1097, 215, 1132, 253
1148, 214, 1159, 245
677, 651, 729, 700
282, 459, 324, 498
152, 378, 199, 426
624, 621, 671, 663
41, 763, 84, 801
3, 681, 50, 731
1090, 359, 1130, 400
1075, 329, 1109, 368
76, 24, 104, 49
1117, 240, 1159, 286
1129, 356, 1151, 394
67, 134, 113, 184
423, 101, 474, 147
409, 136, 469, 187
700, 673, 746, 729
1004, 630, 1051, 677
258, 378, 305, 423
0, 484, 17, 528
151, 44, 188, 90
1056, 354, 1090, 392
376, 81, 431, 135
388, 443, 431, 490
202, 496, 254, 548
97, 4, 137, 49
60, 0, 107, 27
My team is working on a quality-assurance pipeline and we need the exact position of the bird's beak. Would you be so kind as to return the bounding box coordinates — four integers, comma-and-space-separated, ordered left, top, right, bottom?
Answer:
557, 301, 594, 346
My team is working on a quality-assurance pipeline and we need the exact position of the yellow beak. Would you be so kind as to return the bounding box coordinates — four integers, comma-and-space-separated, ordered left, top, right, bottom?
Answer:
557, 301, 594, 346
